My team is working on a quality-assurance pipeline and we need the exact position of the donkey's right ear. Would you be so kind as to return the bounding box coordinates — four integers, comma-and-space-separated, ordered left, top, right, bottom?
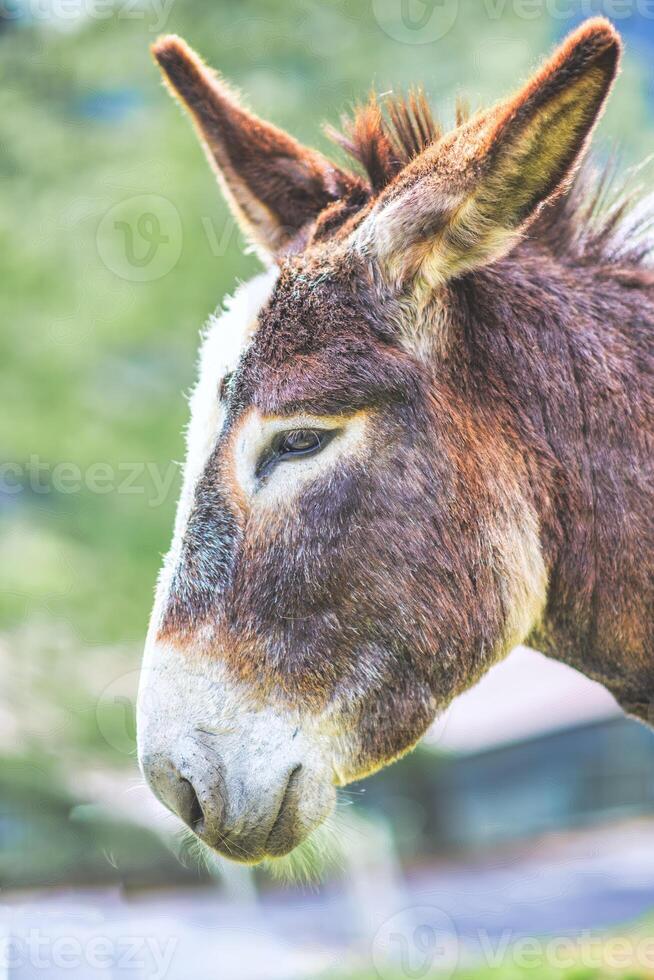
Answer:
152, 36, 355, 261
351, 18, 621, 292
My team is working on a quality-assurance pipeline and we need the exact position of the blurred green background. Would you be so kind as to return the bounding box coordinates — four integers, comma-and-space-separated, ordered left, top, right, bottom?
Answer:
1, 1, 654, 978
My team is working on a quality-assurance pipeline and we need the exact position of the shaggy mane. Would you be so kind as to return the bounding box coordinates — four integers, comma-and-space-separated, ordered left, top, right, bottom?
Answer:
326, 89, 447, 193
328, 91, 654, 267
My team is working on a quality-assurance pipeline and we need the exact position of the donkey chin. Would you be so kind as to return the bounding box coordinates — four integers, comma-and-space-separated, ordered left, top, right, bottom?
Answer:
137, 640, 339, 863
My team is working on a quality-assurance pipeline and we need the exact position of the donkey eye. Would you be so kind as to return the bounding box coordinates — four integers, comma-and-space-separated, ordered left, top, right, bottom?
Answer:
278, 429, 323, 457
256, 428, 335, 481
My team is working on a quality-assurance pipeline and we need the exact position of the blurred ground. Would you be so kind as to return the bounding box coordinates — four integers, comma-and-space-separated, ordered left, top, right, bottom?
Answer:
3, 817, 654, 978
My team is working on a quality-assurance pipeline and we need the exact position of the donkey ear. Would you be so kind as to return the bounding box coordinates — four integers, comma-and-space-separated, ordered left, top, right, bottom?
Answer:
152, 36, 354, 260
352, 18, 621, 289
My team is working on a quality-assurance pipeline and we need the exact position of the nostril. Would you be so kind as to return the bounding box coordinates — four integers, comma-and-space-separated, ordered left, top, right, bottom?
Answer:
141, 753, 206, 833
178, 777, 204, 832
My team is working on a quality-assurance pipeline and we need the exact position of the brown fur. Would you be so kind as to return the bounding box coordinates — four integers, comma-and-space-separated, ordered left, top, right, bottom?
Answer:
149, 18, 653, 792
152, 34, 363, 255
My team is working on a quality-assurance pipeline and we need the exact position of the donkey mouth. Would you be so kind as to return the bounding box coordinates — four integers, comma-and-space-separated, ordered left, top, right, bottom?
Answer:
137, 641, 338, 864
262, 764, 305, 857
141, 741, 335, 864
206, 764, 333, 864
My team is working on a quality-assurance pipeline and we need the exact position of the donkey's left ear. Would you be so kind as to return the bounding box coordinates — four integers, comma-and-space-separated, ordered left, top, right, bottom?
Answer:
152, 36, 356, 261
352, 18, 621, 290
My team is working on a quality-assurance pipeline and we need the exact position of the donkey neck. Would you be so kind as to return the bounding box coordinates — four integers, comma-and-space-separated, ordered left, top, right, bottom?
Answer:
452, 245, 654, 716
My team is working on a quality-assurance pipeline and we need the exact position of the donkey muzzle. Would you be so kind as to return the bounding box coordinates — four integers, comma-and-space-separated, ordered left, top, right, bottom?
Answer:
141, 744, 324, 861
137, 642, 336, 862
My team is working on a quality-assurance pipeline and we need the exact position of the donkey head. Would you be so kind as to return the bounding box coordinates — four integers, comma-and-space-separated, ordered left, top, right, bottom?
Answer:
138, 20, 621, 862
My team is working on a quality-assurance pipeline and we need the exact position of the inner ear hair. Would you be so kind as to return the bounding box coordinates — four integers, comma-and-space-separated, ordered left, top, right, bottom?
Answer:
476, 16, 622, 229
151, 34, 356, 259
352, 17, 621, 290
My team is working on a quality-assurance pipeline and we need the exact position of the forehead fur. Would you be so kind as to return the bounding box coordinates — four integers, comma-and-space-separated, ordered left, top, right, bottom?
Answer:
225, 256, 420, 419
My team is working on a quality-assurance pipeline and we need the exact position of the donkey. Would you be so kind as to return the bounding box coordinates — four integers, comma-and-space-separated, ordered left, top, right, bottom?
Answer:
137, 18, 653, 863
